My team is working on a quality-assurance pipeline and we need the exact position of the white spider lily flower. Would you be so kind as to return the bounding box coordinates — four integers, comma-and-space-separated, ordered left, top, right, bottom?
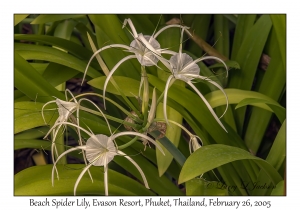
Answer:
52, 122, 165, 196
42, 89, 110, 181
162, 29, 229, 132
83, 18, 190, 109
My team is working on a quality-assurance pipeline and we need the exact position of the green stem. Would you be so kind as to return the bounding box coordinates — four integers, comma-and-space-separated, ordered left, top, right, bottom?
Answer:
141, 66, 149, 126
118, 136, 140, 150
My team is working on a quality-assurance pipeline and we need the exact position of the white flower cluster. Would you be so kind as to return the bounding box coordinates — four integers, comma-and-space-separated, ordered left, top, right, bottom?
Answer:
43, 18, 228, 196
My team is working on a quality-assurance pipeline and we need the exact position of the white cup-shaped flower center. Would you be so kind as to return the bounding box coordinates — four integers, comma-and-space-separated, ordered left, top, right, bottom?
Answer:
85, 134, 117, 166
129, 35, 160, 66
169, 53, 200, 82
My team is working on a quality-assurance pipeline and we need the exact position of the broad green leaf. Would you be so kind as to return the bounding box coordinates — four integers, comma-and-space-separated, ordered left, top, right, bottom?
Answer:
42, 63, 79, 87
271, 180, 285, 195
14, 34, 94, 60
88, 76, 153, 98
29, 63, 49, 74
54, 19, 76, 40
205, 89, 285, 117
178, 144, 282, 185
231, 15, 256, 60
187, 14, 211, 57
223, 14, 237, 24
14, 52, 64, 102
209, 60, 240, 70
15, 43, 101, 79
270, 15, 286, 70
186, 178, 228, 196
114, 149, 184, 196
14, 101, 57, 134
15, 164, 154, 195
15, 127, 49, 139
251, 120, 286, 196
229, 15, 272, 134
31, 14, 84, 24
14, 139, 51, 150
244, 25, 286, 154
235, 98, 286, 123
265, 120, 286, 170
14, 14, 29, 26
151, 130, 186, 167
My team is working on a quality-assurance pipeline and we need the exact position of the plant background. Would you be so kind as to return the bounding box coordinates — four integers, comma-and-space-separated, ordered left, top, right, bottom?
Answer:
10, 2, 298, 205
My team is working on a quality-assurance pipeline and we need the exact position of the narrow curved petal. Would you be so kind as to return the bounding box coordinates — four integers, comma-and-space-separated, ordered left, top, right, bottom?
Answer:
154, 25, 190, 39
53, 121, 95, 137
82, 44, 130, 84
65, 89, 78, 103
123, 18, 138, 38
196, 75, 228, 119
159, 49, 177, 56
103, 55, 136, 109
111, 131, 165, 155
163, 75, 175, 125
51, 146, 86, 186
186, 81, 227, 132
136, 34, 160, 56
117, 151, 149, 189
41, 100, 56, 125
183, 56, 228, 77
73, 161, 94, 196
78, 98, 112, 135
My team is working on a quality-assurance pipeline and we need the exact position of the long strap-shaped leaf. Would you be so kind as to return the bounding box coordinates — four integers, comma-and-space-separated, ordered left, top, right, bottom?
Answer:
178, 144, 283, 185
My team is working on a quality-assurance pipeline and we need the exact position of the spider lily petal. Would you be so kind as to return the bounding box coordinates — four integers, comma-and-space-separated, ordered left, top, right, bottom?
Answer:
117, 150, 149, 189
82, 44, 131, 83
52, 145, 86, 186
51, 122, 157, 196
102, 55, 136, 109
186, 80, 227, 132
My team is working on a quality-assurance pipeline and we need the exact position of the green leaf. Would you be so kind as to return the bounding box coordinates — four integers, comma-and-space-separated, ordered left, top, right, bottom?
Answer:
15, 164, 154, 195
15, 43, 101, 79
14, 101, 57, 134
178, 144, 282, 185
88, 76, 153, 98
271, 180, 285, 195
209, 60, 240, 70
186, 178, 228, 196
31, 14, 84, 24
251, 120, 286, 195
229, 15, 272, 134
14, 14, 29, 26
14, 139, 51, 150
14, 34, 94, 60
15, 127, 49, 139
270, 15, 286, 70
205, 89, 285, 119
243, 24, 286, 154
14, 52, 64, 102
235, 98, 286, 123
42, 63, 79, 87
231, 14, 256, 60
